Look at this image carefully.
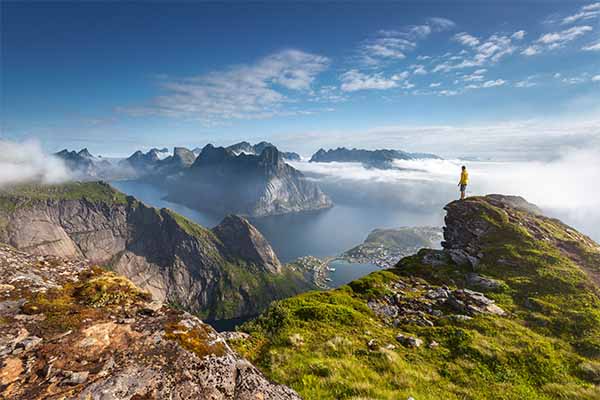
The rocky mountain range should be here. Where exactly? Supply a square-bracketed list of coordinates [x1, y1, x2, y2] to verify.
[0, 182, 314, 320]
[227, 141, 301, 161]
[310, 147, 441, 169]
[0, 243, 301, 399]
[233, 195, 600, 399]
[54, 148, 120, 180]
[165, 144, 332, 217]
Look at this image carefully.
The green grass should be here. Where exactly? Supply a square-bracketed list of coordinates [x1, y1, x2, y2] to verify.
[0, 181, 128, 209]
[235, 196, 600, 400]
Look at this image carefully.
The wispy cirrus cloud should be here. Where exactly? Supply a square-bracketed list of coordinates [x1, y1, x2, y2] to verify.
[433, 31, 523, 72]
[561, 2, 600, 25]
[522, 25, 593, 55]
[453, 32, 480, 47]
[339, 69, 414, 92]
[356, 17, 455, 67]
[118, 49, 329, 123]
[582, 38, 600, 51]
[466, 79, 507, 89]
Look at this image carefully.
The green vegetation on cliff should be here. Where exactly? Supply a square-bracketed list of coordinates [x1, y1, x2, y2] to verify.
[234, 196, 600, 400]
[0, 181, 128, 206]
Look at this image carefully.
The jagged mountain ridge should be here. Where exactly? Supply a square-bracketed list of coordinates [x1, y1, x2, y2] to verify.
[0, 182, 314, 320]
[0, 243, 301, 399]
[310, 147, 441, 169]
[233, 195, 600, 399]
[165, 144, 332, 217]
[227, 141, 301, 161]
[54, 148, 116, 180]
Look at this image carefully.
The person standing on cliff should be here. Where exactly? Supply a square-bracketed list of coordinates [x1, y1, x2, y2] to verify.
[458, 165, 468, 200]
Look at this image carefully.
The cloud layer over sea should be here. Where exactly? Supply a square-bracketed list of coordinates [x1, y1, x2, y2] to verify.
[291, 146, 600, 241]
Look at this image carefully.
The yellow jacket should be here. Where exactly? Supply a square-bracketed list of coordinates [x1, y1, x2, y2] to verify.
[459, 170, 469, 185]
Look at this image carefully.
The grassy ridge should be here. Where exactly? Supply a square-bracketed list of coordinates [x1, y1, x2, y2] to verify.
[0, 181, 128, 208]
[234, 197, 600, 399]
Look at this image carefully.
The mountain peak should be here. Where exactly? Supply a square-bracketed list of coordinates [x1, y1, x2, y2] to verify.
[77, 148, 93, 158]
[213, 214, 282, 273]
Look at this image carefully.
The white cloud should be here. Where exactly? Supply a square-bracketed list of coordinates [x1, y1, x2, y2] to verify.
[562, 2, 600, 25]
[411, 64, 428, 75]
[511, 30, 527, 40]
[118, 49, 329, 123]
[427, 17, 456, 31]
[523, 25, 593, 56]
[357, 18, 455, 66]
[391, 71, 410, 81]
[515, 76, 537, 88]
[429, 82, 442, 88]
[340, 70, 398, 92]
[463, 69, 486, 82]
[0, 140, 71, 187]
[582, 39, 600, 51]
[482, 79, 506, 88]
[558, 73, 595, 85]
[465, 79, 506, 90]
[593, 75, 600, 82]
[521, 46, 541, 56]
[434, 33, 517, 72]
[438, 89, 460, 96]
[453, 32, 480, 47]
[538, 25, 593, 45]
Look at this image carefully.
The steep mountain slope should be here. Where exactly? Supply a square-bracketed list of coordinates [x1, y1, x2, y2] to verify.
[166, 144, 332, 217]
[0, 243, 300, 399]
[310, 147, 441, 169]
[233, 195, 600, 399]
[0, 182, 314, 320]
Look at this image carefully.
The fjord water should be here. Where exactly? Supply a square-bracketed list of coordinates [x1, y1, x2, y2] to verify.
[110, 180, 443, 266]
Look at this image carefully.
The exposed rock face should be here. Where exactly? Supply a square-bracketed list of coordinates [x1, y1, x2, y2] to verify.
[366, 277, 505, 328]
[213, 215, 282, 274]
[166, 144, 332, 217]
[309, 147, 441, 169]
[0, 243, 301, 399]
[0, 182, 313, 320]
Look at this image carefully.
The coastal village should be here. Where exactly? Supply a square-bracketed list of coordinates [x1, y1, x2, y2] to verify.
[290, 227, 443, 288]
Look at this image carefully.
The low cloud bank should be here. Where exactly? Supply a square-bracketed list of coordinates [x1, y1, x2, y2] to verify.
[291, 146, 600, 241]
[0, 140, 71, 187]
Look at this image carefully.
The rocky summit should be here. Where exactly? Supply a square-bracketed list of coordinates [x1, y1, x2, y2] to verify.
[165, 144, 332, 217]
[232, 195, 600, 399]
[0, 182, 314, 320]
[0, 243, 300, 399]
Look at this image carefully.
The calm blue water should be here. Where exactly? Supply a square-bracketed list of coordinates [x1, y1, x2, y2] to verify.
[110, 180, 441, 263]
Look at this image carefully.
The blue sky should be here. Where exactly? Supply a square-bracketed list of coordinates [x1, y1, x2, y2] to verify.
[1, 1, 599, 158]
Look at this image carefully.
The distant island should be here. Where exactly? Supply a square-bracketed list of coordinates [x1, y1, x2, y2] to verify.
[310, 147, 441, 169]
